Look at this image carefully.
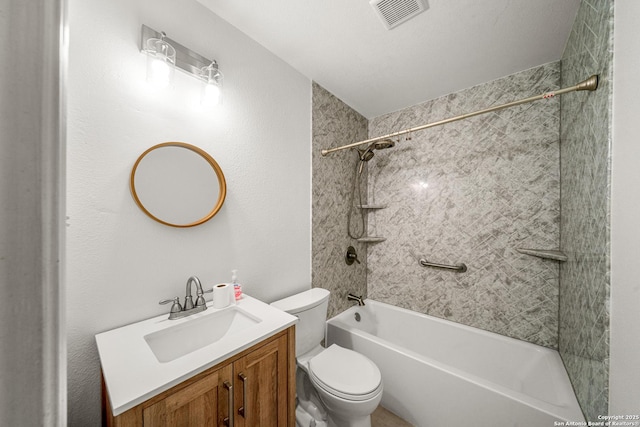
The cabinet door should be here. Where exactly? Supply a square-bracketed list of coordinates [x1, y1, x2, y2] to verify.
[233, 335, 289, 427]
[143, 364, 233, 426]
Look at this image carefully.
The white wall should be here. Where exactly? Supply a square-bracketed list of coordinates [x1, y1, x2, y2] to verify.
[610, 0, 640, 415]
[67, 0, 311, 424]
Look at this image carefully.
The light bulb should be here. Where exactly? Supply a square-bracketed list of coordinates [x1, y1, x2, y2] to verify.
[148, 57, 172, 88]
[200, 62, 223, 108]
[202, 83, 221, 108]
[144, 34, 175, 89]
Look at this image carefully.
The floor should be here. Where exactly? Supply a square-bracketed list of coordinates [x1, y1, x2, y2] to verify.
[371, 406, 414, 427]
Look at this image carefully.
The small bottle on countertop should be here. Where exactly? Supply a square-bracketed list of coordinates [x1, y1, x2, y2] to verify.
[232, 269, 242, 301]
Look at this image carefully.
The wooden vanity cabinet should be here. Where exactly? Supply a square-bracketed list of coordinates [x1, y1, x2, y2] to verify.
[143, 364, 232, 426]
[102, 327, 295, 427]
[232, 331, 288, 427]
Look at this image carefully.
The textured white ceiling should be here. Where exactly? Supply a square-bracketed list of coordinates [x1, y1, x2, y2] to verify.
[197, 0, 581, 118]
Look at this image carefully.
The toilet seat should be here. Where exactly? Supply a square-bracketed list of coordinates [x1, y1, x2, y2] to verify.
[308, 344, 382, 401]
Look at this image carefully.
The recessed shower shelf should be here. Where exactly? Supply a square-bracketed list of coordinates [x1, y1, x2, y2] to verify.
[357, 204, 388, 210]
[354, 204, 387, 243]
[516, 248, 568, 262]
[357, 237, 387, 243]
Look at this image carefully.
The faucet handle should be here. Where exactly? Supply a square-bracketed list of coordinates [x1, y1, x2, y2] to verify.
[159, 297, 183, 313]
[196, 287, 213, 307]
[346, 246, 361, 265]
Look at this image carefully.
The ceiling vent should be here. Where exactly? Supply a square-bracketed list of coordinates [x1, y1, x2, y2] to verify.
[370, 0, 428, 30]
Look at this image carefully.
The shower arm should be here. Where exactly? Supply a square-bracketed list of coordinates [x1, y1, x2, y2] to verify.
[320, 75, 599, 157]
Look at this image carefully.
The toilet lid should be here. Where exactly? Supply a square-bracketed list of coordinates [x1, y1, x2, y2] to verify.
[308, 344, 381, 398]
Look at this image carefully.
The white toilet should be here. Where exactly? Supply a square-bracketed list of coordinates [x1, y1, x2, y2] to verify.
[271, 288, 383, 427]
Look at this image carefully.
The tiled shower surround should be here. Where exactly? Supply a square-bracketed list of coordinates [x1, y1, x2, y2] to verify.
[559, 0, 613, 420]
[367, 63, 562, 348]
[311, 3, 613, 418]
[312, 83, 368, 318]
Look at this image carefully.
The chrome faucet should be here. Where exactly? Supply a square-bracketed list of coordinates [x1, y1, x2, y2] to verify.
[347, 293, 365, 306]
[160, 275, 212, 320]
[184, 276, 206, 310]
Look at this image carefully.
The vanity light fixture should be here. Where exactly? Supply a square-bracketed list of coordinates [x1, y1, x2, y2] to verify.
[143, 31, 176, 88]
[201, 61, 223, 107]
[141, 25, 223, 105]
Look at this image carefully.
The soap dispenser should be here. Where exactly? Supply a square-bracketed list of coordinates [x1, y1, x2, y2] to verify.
[231, 269, 242, 301]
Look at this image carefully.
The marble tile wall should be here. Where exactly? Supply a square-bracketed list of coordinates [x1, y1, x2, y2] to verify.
[311, 4, 614, 417]
[559, 0, 613, 420]
[312, 83, 369, 318]
[367, 63, 562, 348]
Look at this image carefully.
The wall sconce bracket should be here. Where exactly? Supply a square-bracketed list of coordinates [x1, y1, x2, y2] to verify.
[140, 24, 214, 81]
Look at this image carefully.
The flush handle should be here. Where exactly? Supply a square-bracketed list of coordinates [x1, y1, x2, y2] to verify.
[238, 372, 248, 418]
[223, 380, 233, 426]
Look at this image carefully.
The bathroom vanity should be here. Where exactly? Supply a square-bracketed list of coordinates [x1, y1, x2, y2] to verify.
[97, 295, 297, 426]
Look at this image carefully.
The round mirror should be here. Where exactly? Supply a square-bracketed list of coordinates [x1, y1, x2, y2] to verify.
[130, 142, 226, 227]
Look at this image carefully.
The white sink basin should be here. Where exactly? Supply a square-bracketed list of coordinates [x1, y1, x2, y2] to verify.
[96, 295, 297, 416]
[144, 306, 261, 363]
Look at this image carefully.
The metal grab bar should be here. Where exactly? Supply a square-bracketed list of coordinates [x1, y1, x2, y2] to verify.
[419, 258, 467, 273]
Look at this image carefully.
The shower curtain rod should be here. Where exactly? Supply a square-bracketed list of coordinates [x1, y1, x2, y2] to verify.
[320, 75, 599, 157]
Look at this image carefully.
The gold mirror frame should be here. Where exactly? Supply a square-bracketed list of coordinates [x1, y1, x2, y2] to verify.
[130, 142, 227, 228]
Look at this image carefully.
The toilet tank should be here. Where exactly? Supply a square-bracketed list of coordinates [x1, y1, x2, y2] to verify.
[270, 288, 330, 356]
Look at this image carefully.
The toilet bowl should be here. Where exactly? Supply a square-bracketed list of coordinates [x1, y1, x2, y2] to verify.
[303, 344, 383, 427]
[271, 288, 383, 427]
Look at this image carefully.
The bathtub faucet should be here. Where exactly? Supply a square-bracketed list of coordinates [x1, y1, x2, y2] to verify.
[347, 293, 365, 306]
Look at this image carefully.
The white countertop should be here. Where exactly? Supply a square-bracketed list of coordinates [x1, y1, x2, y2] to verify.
[96, 295, 297, 416]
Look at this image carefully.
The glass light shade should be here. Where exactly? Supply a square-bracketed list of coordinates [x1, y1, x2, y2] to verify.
[201, 63, 223, 107]
[144, 37, 176, 88]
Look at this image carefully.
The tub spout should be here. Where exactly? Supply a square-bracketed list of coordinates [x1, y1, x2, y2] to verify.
[347, 293, 365, 306]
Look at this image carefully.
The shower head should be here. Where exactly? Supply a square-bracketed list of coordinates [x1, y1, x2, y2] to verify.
[358, 139, 395, 162]
[357, 147, 374, 175]
[373, 139, 396, 150]
[358, 147, 375, 162]
[356, 145, 374, 175]
[356, 139, 396, 174]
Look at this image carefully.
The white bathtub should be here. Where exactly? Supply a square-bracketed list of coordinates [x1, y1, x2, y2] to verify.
[326, 299, 584, 426]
